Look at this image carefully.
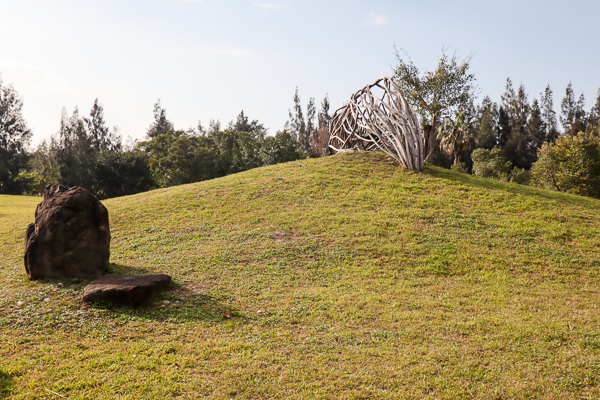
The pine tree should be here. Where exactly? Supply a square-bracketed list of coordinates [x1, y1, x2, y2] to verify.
[0, 76, 32, 193]
[540, 85, 558, 142]
[84, 98, 108, 150]
[513, 84, 530, 135]
[84, 98, 121, 151]
[560, 82, 576, 134]
[589, 89, 600, 132]
[501, 79, 529, 135]
[496, 107, 511, 148]
[287, 88, 307, 149]
[207, 119, 221, 136]
[561, 83, 588, 136]
[501, 79, 531, 169]
[288, 88, 304, 141]
[317, 94, 331, 130]
[311, 94, 332, 157]
[229, 110, 264, 135]
[55, 107, 96, 189]
[525, 98, 545, 164]
[475, 96, 498, 149]
[304, 97, 316, 154]
[147, 99, 174, 138]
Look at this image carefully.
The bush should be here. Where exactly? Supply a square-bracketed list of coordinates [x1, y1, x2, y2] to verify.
[138, 130, 219, 188]
[450, 163, 469, 174]
[471, 147, 511, 181]
[14, 172, 48, 196]
[509, 167, 531, 185]
[531, 131, 600, 198]
[260, 130, 304, 166]
[93, 150, 156, 199]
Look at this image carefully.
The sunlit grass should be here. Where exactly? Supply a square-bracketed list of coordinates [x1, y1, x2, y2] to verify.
[1, 152, 599, 399]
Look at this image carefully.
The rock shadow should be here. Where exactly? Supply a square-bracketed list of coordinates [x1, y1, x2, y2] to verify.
[85, 264, 238, 324]
[104, 263, 153, 276]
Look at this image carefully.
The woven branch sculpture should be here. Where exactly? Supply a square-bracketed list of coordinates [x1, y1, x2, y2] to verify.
[328, 76, 424, 170]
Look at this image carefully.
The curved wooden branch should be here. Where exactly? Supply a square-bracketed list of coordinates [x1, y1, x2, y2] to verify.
[328, 77, 424, 170]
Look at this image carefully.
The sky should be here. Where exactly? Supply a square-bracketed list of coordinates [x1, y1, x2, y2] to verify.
[1, 0, 599, 145]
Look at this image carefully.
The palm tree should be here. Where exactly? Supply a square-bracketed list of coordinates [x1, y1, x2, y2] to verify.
[437, 110, 475, 165]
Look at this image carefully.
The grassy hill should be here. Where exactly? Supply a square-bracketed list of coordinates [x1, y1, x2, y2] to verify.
[1, 151, 600, 399]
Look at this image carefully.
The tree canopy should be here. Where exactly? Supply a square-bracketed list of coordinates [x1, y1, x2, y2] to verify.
[393, 48, 476, 162]
[0, 76, 32, 193]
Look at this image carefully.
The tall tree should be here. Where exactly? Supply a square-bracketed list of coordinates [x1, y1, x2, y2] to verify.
[146, 99, 174, 138]
[540, 85, 558, 142]
[561, 83, 588, 136]
[305, 97, 316, 154]
[288, 88, 304, 142]
[207, 119, 221, 136]
[525, 98, 545, 164]
[392, 48, 476, 163]
[84, 98, 121, 151]
[501, 79, 532, 169]
[55, 107, 96, 189]
[0, 76, 32, 193]
[317, 94, 331, 130]
[502, 80, 529, 136]
[496, 107, 511, 148]
[287, 88, 315, 154]
[228, 110, 265, 135]
[312, 94, 332, 157]
[475, 96, 498, 149]
[588, 88, 600, 133]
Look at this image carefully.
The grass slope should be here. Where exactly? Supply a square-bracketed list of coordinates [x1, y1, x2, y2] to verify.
[1, 152, 600, 399]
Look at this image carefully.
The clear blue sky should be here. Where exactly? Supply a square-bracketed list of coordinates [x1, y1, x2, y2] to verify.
[1, 0, 599, 144]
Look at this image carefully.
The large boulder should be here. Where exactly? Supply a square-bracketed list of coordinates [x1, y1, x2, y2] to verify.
[24, 184, 111, 280]
[82, 274, 172, 306]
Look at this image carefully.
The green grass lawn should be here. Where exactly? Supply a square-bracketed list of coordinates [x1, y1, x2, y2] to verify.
[1, 151, 600, 399]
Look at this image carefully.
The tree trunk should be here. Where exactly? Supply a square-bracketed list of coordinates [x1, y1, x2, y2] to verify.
[423, 117, 437, 163]
[454, 151, 461, 165]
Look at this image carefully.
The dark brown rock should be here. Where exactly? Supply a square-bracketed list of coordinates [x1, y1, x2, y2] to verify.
[82, 274, 172, 306]
[24, 184, 111, 280]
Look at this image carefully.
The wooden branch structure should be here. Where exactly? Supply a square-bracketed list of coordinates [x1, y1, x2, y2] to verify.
[328, 76, 424, 170]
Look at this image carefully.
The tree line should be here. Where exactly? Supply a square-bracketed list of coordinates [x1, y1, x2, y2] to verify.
[0, 75, 331, 198]
[393, 49, 600, 198]
[2, 53, 600, 200]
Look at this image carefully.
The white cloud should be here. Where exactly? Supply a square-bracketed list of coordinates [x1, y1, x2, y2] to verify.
[253, 2, 283, 10]
[216, 46, 253, 58]
[363, 13, 388, 27]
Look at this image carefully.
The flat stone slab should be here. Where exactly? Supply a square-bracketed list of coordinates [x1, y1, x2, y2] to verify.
[82, 274, 172, 306]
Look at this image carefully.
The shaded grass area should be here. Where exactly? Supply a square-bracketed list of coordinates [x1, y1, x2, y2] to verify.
[1, 152, 600, 399]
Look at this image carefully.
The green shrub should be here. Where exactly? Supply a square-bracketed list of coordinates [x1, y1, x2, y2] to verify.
[450, 162, 469, 174]
[471, 147, 512, 181]
[531, 131, 600, 198]
[509, 167, 531, 185]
